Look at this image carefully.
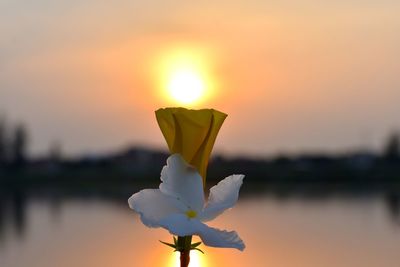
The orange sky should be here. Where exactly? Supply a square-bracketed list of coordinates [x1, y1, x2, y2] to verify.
[0, 0, 399, 157]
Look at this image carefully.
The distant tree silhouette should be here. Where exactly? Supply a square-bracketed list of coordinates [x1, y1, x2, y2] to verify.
[383, 132, 400, 161]
[11, 124, 29, 167]
[0, 115, 7, 165]
[49, 141, 62, 162]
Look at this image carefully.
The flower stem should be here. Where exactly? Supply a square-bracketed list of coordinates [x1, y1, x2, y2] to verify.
[177, 235, 192, 267]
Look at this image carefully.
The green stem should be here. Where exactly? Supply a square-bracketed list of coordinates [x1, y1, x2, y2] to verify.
[177, 235, 192, 267]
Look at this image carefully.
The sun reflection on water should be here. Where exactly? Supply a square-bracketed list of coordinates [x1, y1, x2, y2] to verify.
[170, 250, 206, 267]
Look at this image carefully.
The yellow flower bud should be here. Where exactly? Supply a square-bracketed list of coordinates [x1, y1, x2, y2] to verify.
[155, 107, 227, 184]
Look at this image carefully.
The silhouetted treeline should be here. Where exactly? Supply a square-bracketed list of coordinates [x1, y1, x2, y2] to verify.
[0, 118, 400, 188]
[1, 147, 400, 187]
[0, 115, 29, 169]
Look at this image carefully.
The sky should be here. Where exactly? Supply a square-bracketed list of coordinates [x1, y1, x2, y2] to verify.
[1, 0, 400, 157]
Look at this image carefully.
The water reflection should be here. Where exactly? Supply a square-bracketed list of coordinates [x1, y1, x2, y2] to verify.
[11, 189, 27, 238]
[385, 192, 400, 225]
[0, 186, 400, 267]
[0, 197, 5, 241]
[0, 189, 29, 240]
[170, 251, 205, 267]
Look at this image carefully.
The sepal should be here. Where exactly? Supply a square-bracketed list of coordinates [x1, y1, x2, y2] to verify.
[160, 236, 204, 254]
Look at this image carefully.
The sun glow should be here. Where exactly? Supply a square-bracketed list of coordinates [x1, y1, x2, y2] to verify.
[154, 45, 215, 107]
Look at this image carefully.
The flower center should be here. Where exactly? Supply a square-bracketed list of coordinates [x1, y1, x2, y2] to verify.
[185, 210, 197, 219]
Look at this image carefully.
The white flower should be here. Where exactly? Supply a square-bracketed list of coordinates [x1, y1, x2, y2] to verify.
[128, 154, 245, 251]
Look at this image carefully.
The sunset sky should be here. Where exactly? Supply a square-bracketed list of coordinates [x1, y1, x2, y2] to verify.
[1, 0, 399, 157]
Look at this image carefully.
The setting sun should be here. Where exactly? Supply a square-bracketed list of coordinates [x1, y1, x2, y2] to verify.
[167, 68, 205, 105]
[153, 44, 216, 107]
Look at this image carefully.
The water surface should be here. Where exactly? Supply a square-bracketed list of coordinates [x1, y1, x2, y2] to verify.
[0, 193, 399, 267]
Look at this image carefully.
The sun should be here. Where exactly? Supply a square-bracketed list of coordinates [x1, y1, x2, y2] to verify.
[167, 68, 205, 105]
[154, 45, 214, 107]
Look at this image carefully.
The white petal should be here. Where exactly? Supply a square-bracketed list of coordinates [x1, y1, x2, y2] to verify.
[159, 213, 203, 236]
[159, 214, 245, 251]
[197, 224, 245, 251]
[199, 174, 244, 222]
[128, 189, 186, 228]
[159, 154, 205, 212]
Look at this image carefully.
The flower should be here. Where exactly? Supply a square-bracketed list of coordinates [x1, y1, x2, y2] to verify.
[155, 108, 227, 183]
[128, 154, 245, 251]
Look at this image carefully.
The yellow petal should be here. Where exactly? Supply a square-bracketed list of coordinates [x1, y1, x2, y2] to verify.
[155, 108, 227, 184]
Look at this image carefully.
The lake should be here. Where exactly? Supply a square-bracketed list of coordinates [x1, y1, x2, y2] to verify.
[0, 190, 399, 267]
